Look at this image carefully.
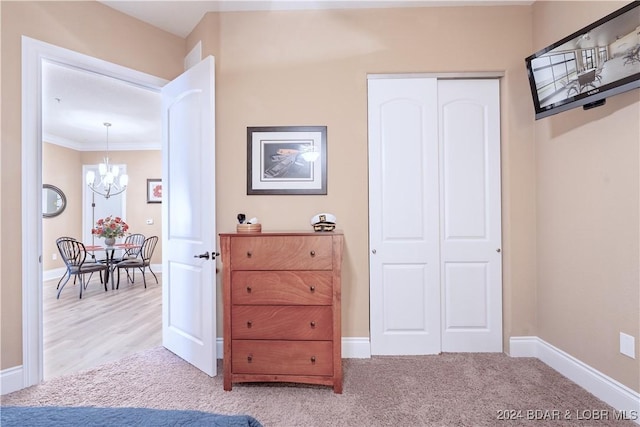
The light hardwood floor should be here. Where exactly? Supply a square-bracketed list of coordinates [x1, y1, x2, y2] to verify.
[43, 268, 162, 380]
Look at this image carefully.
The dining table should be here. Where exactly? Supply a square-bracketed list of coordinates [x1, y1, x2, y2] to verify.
[84, 243, 141, 290]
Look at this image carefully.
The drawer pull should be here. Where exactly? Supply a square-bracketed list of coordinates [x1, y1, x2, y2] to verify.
[310, 321, 316, 328]
[246, 251, 252, 258]
[246, 286, 252, 293]
[247, 320, 253, 328]
[309, 285, 316, 292]
[247, 354, 253, 363]
[310, 250, 316, 257]
[310, 356, 316, 364]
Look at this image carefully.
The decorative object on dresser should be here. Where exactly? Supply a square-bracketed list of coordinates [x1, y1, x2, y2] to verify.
[310, 212, 336, 232]
[219, 231, 344, 393]
[236, 213, 261, 233]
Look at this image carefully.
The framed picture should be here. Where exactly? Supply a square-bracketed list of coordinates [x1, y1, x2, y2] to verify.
[247, 126, 327, 195]
[146, 179, 162, 203]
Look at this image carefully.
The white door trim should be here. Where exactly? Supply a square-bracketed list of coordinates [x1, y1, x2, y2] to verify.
[368, 72, 505, 80]
[21, 36, 167, 389]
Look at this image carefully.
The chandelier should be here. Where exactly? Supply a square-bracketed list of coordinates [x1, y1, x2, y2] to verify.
[85, 122, 128, 199]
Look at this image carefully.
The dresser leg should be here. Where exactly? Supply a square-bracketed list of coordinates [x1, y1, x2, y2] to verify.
[223, 378, 232, 391]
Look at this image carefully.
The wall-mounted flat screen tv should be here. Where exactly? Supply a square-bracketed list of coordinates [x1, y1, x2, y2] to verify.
[526, 1, 640, 120]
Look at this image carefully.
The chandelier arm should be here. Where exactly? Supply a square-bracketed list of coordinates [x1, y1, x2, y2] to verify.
[87, 184, 112, 199]
[107, 186, 127, 198]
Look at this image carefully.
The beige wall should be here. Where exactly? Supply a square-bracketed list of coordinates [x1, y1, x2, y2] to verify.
[42, 143, 162, 271]
[2, 0, 637, 395]
[42, 143, 83, 270]
[532, 1, 640, 392]
[1, 1, 184, 370]
[187, 6, 537, 343]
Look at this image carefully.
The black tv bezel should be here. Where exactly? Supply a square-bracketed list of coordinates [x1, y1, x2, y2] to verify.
[525, 1, 640, 120]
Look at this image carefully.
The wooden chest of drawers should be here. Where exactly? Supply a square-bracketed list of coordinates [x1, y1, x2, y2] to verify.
[219, 231, 344, 393]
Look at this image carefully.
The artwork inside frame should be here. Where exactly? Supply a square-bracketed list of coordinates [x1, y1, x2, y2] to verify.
[247, 126, 327, 195]
[146, 179, 162, 203]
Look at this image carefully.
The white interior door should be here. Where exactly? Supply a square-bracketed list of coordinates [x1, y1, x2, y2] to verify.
[161, 56, 217, 376]
[368, 76, 502, 355]
[368, 78, 441, 355]
[438, 79, 502, 352]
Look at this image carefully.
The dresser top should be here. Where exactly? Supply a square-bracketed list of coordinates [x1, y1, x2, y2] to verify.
[219, 230, 343, 237]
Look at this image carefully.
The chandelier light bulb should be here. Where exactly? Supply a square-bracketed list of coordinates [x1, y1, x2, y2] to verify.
[86, 170, 96, 185]
[104, 172, 115, 185]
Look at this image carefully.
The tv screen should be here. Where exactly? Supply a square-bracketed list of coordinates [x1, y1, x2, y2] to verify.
[526, 1, 640, 120]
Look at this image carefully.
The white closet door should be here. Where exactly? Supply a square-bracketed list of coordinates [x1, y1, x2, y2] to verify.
[438, 79, 502, 352]
[368, 78, 441, 355]
[368, 77, 502, 355]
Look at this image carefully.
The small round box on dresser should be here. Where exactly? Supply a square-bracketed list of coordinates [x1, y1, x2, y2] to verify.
[236, 223, 262, 233]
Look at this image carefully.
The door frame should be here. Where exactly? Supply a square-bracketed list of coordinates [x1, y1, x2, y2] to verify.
[21, 36, 167, 388]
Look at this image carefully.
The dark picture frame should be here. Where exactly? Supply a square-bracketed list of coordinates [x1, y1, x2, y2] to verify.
[247, 126, 327, 195]
[146, 179, 162, 203]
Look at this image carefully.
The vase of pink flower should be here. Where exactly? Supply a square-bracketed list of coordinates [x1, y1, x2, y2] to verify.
[92, 215, 129, 246]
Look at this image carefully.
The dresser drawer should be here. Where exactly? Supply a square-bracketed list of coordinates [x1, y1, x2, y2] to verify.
[232, 306, 332, 340]
[232, 271, 332, 305]
[232, 340, 333, 376]
[230, 235, 332, 270]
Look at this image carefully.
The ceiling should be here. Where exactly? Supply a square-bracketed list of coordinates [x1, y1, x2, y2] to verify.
[43, 61, 162, 151]
[45, 1, 530, 151]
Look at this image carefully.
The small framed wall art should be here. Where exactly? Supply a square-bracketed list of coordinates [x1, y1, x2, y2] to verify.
[147, 179, 162, 203]
[247, 126, 327, 195]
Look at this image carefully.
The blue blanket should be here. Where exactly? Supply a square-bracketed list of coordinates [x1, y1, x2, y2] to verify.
[0, 406, 263, 427]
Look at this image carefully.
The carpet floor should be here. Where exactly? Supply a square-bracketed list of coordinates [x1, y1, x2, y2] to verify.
[1, 347, 636, 426]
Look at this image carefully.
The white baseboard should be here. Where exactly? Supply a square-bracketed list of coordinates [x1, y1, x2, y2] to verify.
[43, 267, 66, 282]
[215, 337, 372, 359]
[1, 365, 24, 395]
[510, 336, 640, 423]
[342, 337, 372, 358]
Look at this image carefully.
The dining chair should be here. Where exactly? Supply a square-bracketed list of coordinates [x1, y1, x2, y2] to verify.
[55, 236, 77, 290]
[102, 233, 145, 265]
[110, 233, 146, 283]
[55, 236, 105, 290]
[115, 235, 159, 289]
[122, 233, 146, 260]
[56, 238, 109, 299]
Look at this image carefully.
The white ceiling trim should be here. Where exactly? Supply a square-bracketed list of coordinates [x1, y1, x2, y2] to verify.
[44, 133, 161, 151]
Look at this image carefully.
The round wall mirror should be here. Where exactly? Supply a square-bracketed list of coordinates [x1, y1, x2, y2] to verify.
[43, 184, 67, 218]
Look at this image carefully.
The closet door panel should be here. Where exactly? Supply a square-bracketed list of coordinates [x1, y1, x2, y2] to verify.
[438, 79, 502, 353]
[368, 77, 441, 355]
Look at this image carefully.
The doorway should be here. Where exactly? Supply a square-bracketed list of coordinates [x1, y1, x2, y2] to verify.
[22, 36, 167, 386]
[368, 76, 503, 355]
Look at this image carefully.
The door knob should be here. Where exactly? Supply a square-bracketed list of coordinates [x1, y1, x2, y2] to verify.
[194, 251, 210, 260]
